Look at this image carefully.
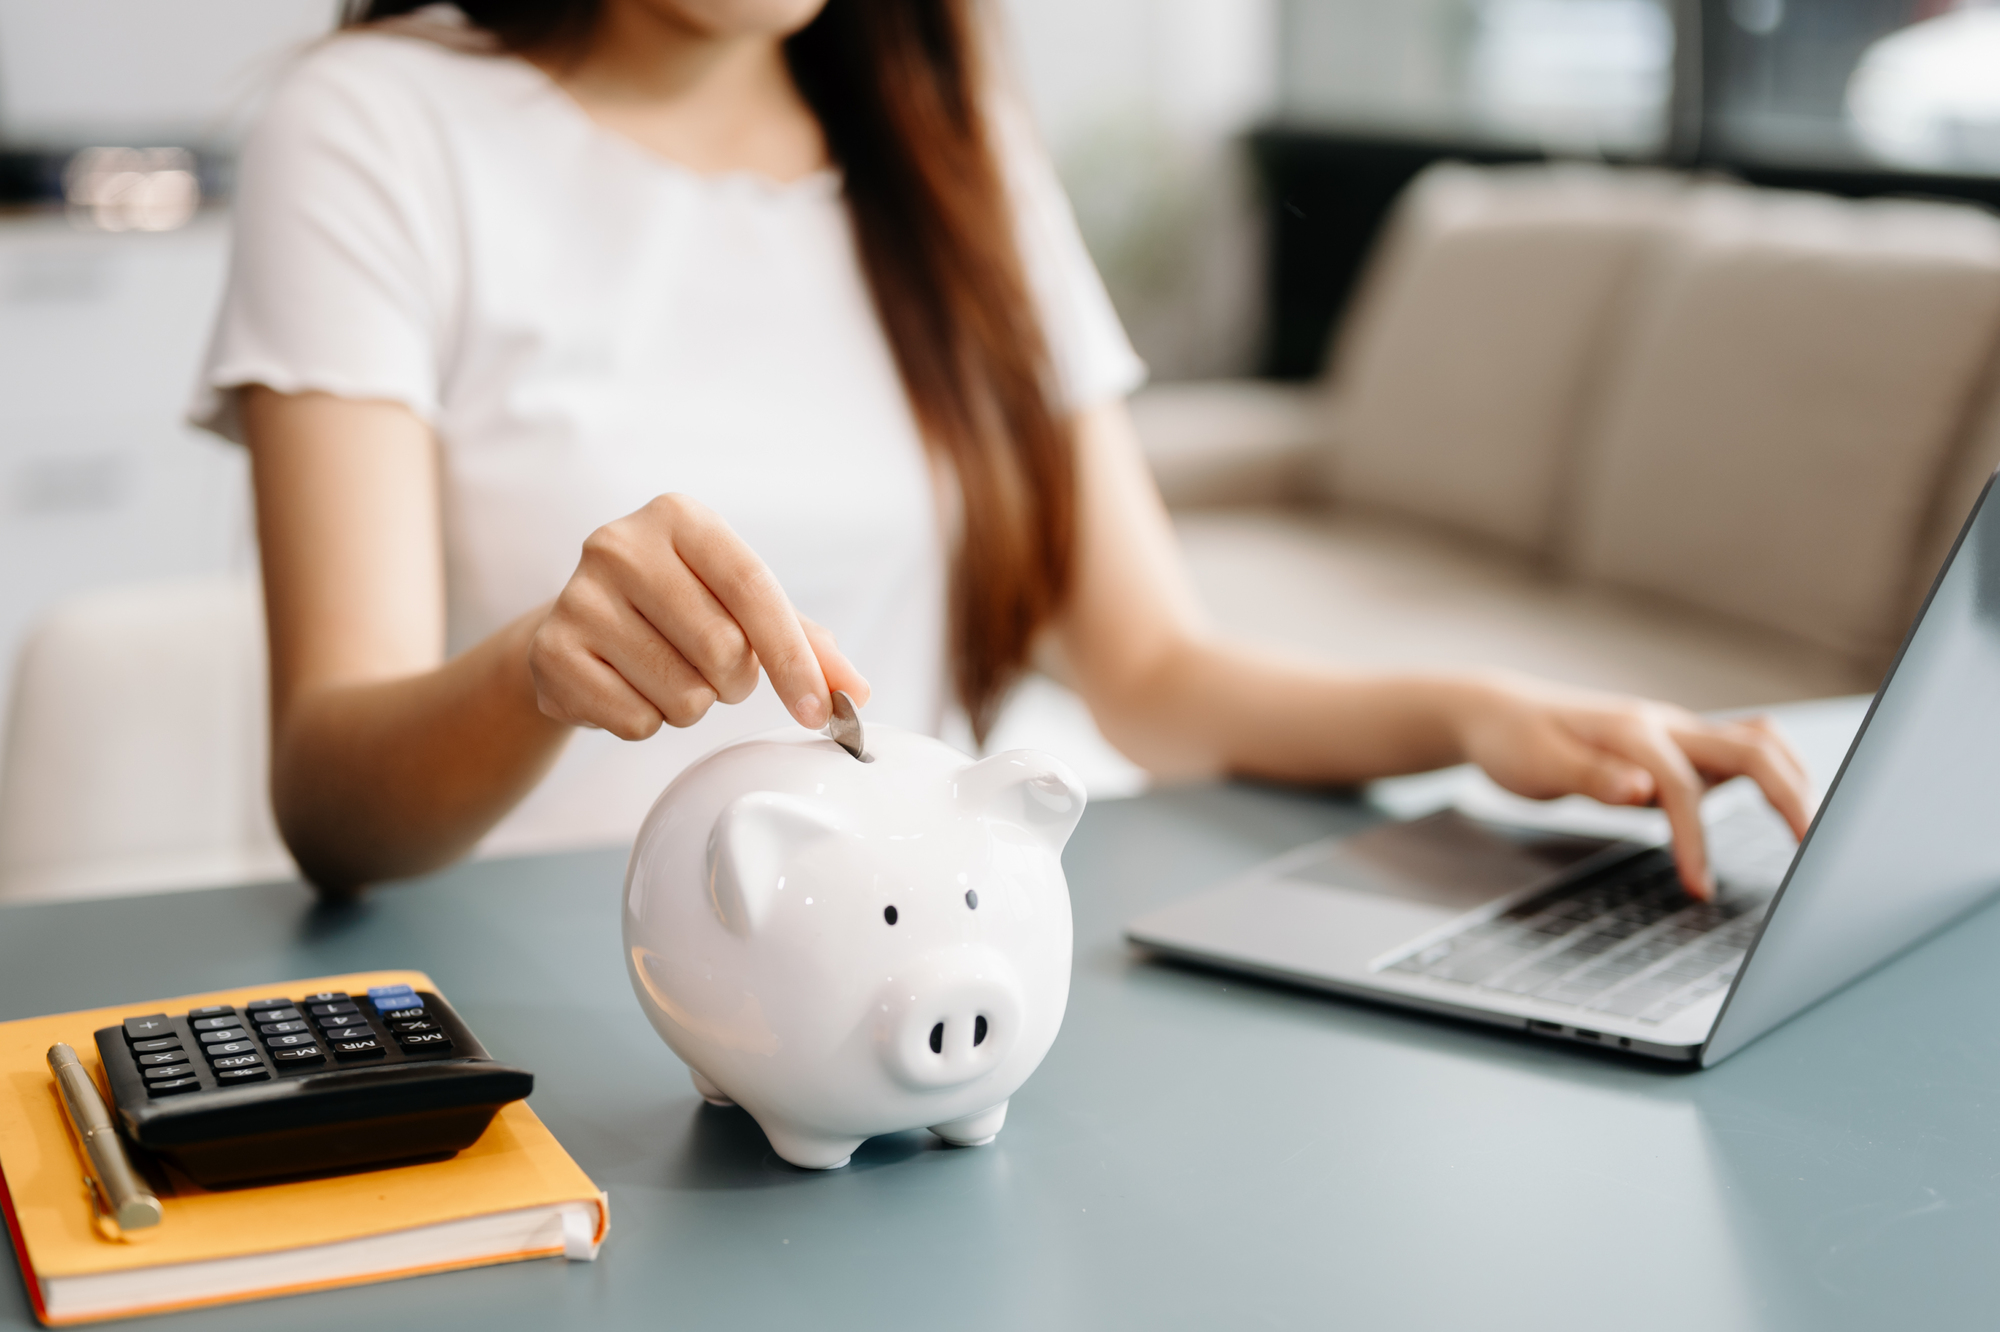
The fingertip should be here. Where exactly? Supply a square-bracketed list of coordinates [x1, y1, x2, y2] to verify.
[794, 693, 827, 727]
[1679, 862, 1716, 902]
[1598, 765, 1653, 806]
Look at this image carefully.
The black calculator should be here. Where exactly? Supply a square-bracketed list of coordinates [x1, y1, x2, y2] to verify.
[94, 984, 533, 1188]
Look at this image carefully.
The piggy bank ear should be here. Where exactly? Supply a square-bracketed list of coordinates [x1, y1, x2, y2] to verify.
[707, 792, 847, 936]
[953, 750, 1087, 851]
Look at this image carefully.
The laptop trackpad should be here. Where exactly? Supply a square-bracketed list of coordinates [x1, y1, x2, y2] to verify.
[1285, 809, 1623, 912]
[1127, 810, 1636, 981]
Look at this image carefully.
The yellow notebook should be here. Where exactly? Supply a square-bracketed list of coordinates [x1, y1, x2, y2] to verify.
[0, 971, 608, 1325]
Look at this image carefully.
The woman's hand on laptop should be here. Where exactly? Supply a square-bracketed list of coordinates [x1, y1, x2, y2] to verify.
[1450, 674, 1813, 901]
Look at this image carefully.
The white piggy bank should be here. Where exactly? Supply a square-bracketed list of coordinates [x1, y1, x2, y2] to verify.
[621, 722, 1083, 1170]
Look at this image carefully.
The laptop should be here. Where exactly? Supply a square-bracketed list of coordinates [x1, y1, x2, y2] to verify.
[1126, 473, 2000, 1066]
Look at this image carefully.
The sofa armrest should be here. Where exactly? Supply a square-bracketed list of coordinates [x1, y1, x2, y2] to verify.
[1127, 379, 1332, 509]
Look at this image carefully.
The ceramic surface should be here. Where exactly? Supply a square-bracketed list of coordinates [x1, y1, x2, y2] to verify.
[621, 724, 1082, 1169]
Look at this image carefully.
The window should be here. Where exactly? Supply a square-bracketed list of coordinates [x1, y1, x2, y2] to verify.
[1278, 0, 1675, 157]
[1278, 0, 2000, 179]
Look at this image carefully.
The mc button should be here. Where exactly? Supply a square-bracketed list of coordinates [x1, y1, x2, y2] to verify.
[397, 1030, 453, 1051]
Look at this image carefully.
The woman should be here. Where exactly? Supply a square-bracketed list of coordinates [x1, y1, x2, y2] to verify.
[197, 0, 1809, 898]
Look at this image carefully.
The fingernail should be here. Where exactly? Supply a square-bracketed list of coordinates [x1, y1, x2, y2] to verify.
[796, 695, 825, 726]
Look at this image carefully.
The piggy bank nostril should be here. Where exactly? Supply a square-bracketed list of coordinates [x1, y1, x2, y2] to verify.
[929, 1022, 943, 1055]
[974, 1015, 988, 1047]
[884, 905, 898, 926]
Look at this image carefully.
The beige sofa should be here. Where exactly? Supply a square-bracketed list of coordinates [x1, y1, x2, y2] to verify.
[1137, 161, 2000, 711]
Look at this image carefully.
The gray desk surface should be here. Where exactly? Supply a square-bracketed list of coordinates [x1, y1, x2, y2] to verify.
[5, 698, 1998, 1331]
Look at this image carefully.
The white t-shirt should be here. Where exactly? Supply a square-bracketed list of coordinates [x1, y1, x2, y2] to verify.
[192, 13, 1144, 858]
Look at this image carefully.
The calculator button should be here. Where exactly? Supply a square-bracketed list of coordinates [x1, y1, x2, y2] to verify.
[210, 1053, 264, 1070]
[377, 1005, 425, 1022]
[192, 1015, 241, 1031]
[259, 1020, 309, 1035]
[309, 1002, 360, 1017]
[146, 1076, 201, 1096]
[330, 1036, 384, 1058]
[253, 1007, 302, 1023]
[122, 1015, 174, 1041]
[143, 1064, 195, 1080]
[272, 1046, 325, 1064]
[187, 1005, 235, 1020]
[131, 1037, 183, 1055]
[203, 1040, 255, 1058]
[389, 1018, 439, 1033]
[366, 984, 415, 999]
[137, 1050, 188, 1066]
[396, 1030, 453, 1051]
[303, 992, 349, 1004]
[264, 1032, 319, 1048]
[317, 1013, 371, 1030]
[215, 1067, 271, 1085]
[199, 1028, 249, 1044]
[245, 998, 293, 1012]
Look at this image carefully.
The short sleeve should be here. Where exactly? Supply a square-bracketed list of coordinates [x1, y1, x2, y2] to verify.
[989, 97, 1148, 413]
[190, 35, 458, 443]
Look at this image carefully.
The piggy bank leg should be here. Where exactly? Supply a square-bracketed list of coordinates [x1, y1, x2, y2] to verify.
[930, 1100, 1008, 1148]
[688, 1068, 735, 1108]
[759, 1120, 863, 1171]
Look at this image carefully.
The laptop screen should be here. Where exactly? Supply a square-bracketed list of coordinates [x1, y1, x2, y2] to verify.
[1705, 472, 2000, 1064]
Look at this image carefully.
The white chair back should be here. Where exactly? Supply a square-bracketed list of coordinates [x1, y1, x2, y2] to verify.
[0, 576, 294, 902]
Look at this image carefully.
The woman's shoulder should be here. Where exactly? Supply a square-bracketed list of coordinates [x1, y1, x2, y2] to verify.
[262, 9, 522, 139]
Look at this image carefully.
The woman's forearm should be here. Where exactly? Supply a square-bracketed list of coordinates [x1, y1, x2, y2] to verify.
[1083, 633, 1489, 786]
[271, 608, 571, 893]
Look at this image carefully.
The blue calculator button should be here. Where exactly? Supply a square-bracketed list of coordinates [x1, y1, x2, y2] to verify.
[366, 984, 415, 997]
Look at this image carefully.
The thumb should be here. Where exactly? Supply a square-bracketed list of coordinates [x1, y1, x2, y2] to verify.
[800, 618, 870, 709]
[1503, 731, 1655, 807]
[1573, 748, 1655, 807]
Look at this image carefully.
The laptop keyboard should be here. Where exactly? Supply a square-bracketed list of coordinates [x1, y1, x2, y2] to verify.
[1384, 858, 1767, 1024]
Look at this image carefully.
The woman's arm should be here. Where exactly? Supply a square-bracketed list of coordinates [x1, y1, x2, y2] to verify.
[246, 388, 569, 892]
[1054, 398, 1812, 900]
[244, 387, 865, 895]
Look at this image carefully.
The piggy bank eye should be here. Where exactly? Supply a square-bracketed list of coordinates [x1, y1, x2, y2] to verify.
[964, 889, 979, 910]
[883, 905, 898, 926]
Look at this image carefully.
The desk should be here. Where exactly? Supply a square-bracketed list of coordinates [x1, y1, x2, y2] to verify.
[5, 699, 1997, 1331]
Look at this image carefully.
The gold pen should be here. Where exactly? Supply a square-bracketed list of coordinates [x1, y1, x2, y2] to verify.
[46, 1043, 162, 1239]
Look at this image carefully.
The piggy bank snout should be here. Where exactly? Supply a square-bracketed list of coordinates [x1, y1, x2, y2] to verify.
[877, 952, 1024, 1092]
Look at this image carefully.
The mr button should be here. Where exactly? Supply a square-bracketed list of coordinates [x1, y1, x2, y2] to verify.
[329, 1033, 385, 1060]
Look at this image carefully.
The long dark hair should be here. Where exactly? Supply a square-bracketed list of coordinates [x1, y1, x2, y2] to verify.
[344, 0, 1075, 742]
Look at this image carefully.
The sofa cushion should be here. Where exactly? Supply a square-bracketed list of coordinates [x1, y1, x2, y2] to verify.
[1172, 507, 1872, 710]
[1568, 184, 2000, 666]
[1909, 367, 2000, 620]
[1326, 162, 1686, 553]
[1128, 379, 1329, 508]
